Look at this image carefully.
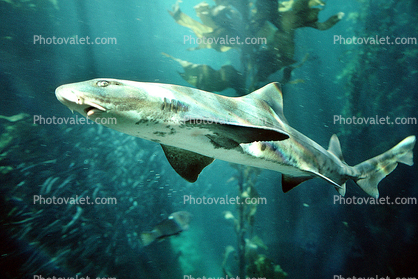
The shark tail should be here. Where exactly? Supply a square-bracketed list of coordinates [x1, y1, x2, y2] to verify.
[352, 135, 416, 198]
[282, 135, 415, 198]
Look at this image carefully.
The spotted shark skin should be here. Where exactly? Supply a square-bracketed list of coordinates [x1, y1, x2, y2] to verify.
[55, 79, 416, 198]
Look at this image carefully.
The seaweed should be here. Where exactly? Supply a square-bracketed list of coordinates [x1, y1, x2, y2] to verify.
[165, 0, 344, 277]
[222, 165, 287, 279]
[338, 0, 418, 151]
[166, 0, 344, 94]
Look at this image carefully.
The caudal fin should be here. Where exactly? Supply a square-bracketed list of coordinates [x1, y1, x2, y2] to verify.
[353, 136, 416, 198]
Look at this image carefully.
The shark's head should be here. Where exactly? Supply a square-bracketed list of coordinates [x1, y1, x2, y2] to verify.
[55, 78, 154, 123]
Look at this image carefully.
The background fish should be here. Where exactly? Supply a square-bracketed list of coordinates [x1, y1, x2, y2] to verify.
[141, 211, 192, 246]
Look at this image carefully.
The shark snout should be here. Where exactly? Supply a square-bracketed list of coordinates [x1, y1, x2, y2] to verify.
[55, 85, 107, 116]
[55, 85, 74, 104]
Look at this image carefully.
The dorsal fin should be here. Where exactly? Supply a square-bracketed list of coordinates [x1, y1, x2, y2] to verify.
[161, 144, 214, 182]
[327, 134, 345, 163]
[242, 82, 288, 124]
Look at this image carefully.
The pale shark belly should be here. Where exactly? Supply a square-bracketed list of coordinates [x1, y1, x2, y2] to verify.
[130, 122, 314, 178]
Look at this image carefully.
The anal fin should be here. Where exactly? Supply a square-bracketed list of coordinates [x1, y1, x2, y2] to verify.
[161, 144, 214, 182]
[282, 171, 346, 195]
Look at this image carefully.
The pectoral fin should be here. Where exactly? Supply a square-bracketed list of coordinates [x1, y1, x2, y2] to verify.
[161, 145, 214, 182]
[185, 120, 289, 149]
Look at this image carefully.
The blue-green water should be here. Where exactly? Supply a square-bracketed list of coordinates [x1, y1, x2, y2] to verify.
[1, 1, 417, 278]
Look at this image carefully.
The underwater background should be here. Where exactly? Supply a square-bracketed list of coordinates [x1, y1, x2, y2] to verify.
[0, 0, 417, 278]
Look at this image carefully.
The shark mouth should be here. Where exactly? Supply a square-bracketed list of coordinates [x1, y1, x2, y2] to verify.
[82, 101, 107, 116]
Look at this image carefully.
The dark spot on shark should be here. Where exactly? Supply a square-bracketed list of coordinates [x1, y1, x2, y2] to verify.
[179, 123, 192, 130]
[135, 119, 149, 125]
[161, 99, 167, 111]
[116, 103, 141, 111]
[154, 131, 166, 137]
[261, 143, 267, 151]
[171, 100, 178, 113]
[169, 128, 176, 135]
[206, 134, 240, 149]
[162, 98, 189, 113]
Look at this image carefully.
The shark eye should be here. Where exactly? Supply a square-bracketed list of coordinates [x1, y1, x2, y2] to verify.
[97, 80, 109, 87]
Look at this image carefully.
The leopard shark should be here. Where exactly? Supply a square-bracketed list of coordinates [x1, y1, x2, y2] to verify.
[55, 79, 415, 198]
